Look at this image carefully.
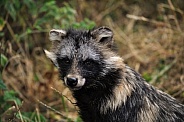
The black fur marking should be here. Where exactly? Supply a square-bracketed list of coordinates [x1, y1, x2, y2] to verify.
[73, 69, 122, 122]
[79, 58, 103, 82]
[57, 56, 72, 80]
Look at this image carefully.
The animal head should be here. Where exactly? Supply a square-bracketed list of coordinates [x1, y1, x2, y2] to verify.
[44, 27, 124, 90]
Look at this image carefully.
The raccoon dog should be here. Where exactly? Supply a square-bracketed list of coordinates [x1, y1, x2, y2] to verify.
[44, 27, 184, 122]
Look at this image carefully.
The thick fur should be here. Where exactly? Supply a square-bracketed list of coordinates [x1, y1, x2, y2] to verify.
[45, 27, 184, 122]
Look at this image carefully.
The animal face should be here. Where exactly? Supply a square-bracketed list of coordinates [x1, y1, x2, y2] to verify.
[45, 27, 184, 122]
[45, 27, 123, 90]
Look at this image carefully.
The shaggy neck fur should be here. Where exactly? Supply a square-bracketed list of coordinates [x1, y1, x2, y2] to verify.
[72, 65, 184, 122]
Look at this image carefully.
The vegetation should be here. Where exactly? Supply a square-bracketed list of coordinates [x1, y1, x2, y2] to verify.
[0, 0, 184, 121]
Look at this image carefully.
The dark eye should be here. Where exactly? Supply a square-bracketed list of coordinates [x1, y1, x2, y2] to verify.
[57, 57, 71, 65]
[63, 58, 70, 64]
[84, 60, 92, 66]
[83, 59, 98, 68]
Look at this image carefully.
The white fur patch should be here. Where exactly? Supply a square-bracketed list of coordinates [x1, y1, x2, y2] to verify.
[100, 80, 134, 114]
[102, 56, 125, 75]
[44, 49, 58, 67]
[49, 29, 66, 41]
[138, 97, 159, 122]
[65, 74, 86, 87]
[105, 56, 124, 68]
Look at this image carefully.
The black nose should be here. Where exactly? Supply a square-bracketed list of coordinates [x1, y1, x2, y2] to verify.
[66, 77, 78, 87]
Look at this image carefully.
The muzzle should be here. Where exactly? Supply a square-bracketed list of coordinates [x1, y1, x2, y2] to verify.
[64, 74, 85, 90]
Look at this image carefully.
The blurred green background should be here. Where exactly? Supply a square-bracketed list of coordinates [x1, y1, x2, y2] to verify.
[0, 0, 184, 121]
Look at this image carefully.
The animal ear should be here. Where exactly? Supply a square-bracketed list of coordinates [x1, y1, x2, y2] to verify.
[91, 26, 113, 46]
[49, 29, 66, 41]
[43, 49, 58, 67]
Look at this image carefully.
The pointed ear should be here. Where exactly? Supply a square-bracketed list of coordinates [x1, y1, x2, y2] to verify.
[91, 26, 113, 46]
[43, 49, 58, 67]
[49, 29, 66, 41]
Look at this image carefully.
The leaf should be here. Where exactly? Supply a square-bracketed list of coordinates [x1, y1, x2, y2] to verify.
[0, 17, 5, 31]
[39, 1, 56, 13]
[142, 72, 152, 82]
[0, 32, 4, 37]
[4, 90, 22, 105]
[26, 28, 32, 34]
[75, 116, 83, 122]
[33, 73, 39, 82]
[0, 79, 7, 90]
[0, 54, 8, 68]
[5, 3, 17, 21]
[23, 0, 37, 15]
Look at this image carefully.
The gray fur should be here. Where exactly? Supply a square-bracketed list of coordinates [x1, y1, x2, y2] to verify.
[45, 27, 184, 122]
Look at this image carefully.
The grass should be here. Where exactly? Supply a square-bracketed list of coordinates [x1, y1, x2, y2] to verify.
[1, 0, 184, 121]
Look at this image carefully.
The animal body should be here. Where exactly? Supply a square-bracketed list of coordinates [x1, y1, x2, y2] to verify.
[44, 26, 184, 122]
